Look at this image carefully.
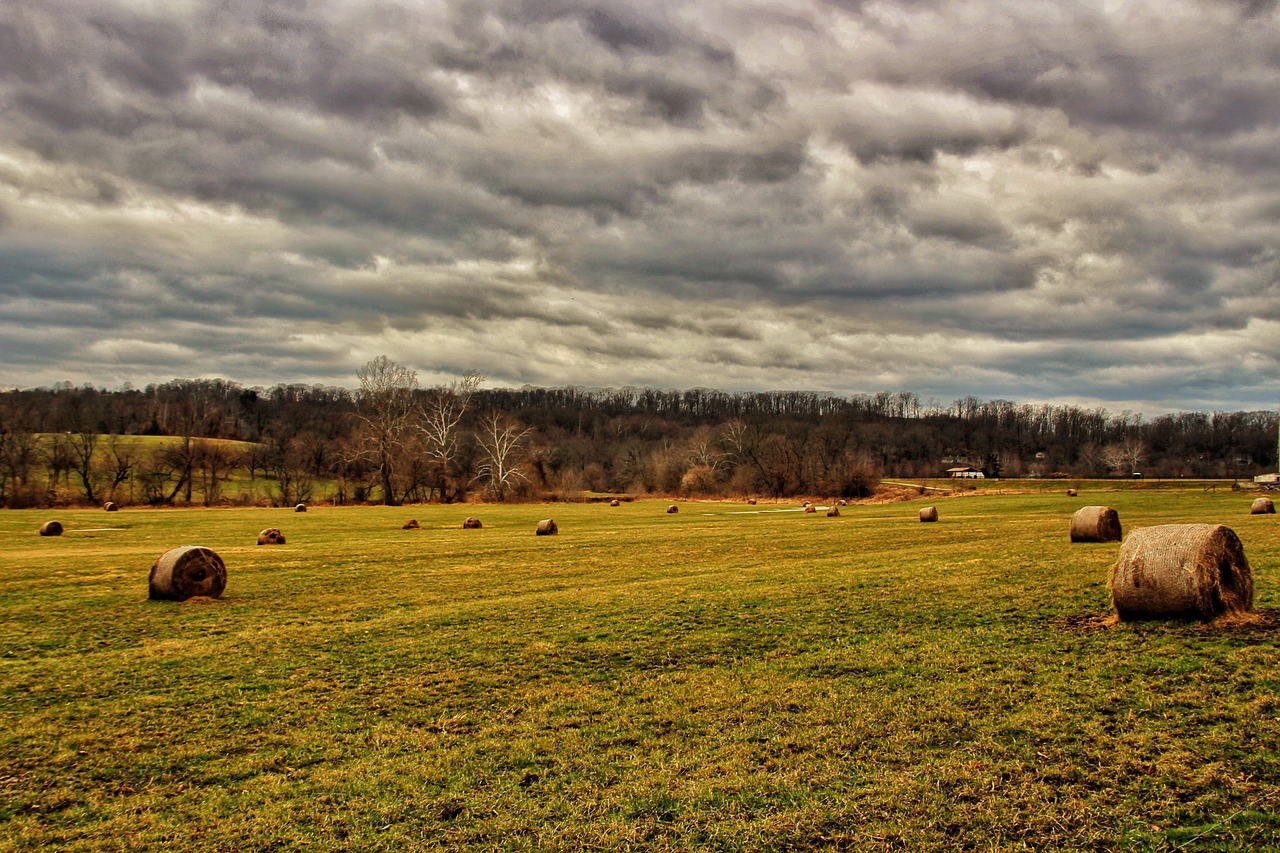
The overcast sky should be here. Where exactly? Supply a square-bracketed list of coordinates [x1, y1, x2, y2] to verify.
[2, 0, 1278, 413]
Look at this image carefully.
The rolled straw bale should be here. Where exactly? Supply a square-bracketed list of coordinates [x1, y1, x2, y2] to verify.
[747, 498, 757, 505]
[1070, 506, 1121, 542]
[610, 499, 620, 507]
[826, 506, 840, 517]
[837, 499, 847, 506]
[1110, 524, 1253, 621]
[536, 518, 558, 536]
[463, 517, 482, 529]
[1250, 497, 1275, 515]
[919, 506, 938, 523]
[295, 503, 307, 513]
[802, 501, 812, 508]
[402, 519, 420, 529]
[804, 505, 817, 513]
[257, 528, 286, 545]
[149, 546, 226, 601]
[104, 501, 118, 512]
[667, 505, 679, 514]
[39, 520, 63, 537]
[1066, 489, 1078, 497]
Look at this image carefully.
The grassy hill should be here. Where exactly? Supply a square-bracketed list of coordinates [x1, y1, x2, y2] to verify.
[1, 490, 1278, 850]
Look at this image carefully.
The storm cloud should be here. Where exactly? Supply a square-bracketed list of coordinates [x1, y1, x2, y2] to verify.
[1, 0, 1277, 412]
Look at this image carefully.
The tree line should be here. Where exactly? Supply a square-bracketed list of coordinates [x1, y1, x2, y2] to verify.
[0, 360, 1276, 508]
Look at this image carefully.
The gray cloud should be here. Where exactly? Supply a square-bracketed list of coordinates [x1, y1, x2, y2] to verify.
[0, 0, 1278, 412]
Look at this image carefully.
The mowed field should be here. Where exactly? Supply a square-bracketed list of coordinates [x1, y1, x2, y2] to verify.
[2, 490, 1278, 851]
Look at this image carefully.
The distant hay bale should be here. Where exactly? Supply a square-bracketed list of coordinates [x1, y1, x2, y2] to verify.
[837, 499, 847, 506]
[1250, 497, 1275, 515]
[463, 517, 482, 529]
[149, 546, 227, 602]
[804, 505, 817, 513]
[257, 527, 286, 545]
[536, 518, 558, 536]
[826, 506, 840, 517]
[919, 506, 938, 523]
[1110, 524, 1253, 621]
[803, 501, 812, 507]
[1066, 489, 1078, 497]
[610, 499, 620, 507]
[746, 498, 757, 505]
[295, 503, 307, 513]
[104, 501, 118, 512]
[1070, 506, 1121, 542]
[667, 504, 679, 514]
[402, 519, 420, 529]
[39, 520, 63, 537]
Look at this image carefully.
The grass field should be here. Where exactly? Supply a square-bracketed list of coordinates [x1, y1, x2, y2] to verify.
[2, 489, 1278, 851]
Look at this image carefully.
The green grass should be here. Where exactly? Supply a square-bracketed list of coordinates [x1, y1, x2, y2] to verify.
[2, 492, 1279, 851]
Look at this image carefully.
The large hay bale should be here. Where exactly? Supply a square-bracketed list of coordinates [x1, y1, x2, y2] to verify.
[402, 519, 420, 529]
[804, 505, 817, 513]
[919, 506, 938, 523]
[1070, 506, 1121, 542]
[610, 499, 620, 507]
[39, 520, 63, 537]
[1110, 524, 1253, 621]
[463, 517, 482, 529]
[1250, 497, 1275, 515]
[826, 506, 840, 517]
[295, 503, 307, 513]
[257, 528, 286, 545]
[667, 504, 679, 514]
[536, 518, 558, 536]
[149, 546, 227, 601]
[104, 501, 119, 512]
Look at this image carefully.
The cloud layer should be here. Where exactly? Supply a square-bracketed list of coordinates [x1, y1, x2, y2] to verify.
[2, 0, 1278, 412]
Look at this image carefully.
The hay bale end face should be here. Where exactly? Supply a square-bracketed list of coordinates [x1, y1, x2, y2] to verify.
[667, 504, 679, 514]
[257, 528, 286, 545]
[463, 517, 482, 529]
[536, 518, 558, 536]
[295, 503, 307, 513]
[1251, 497, 1275, 515]
[610, 499, 620, 507]
[1110, 524, 1253, 621]
[39, 520, 63, 537]
[1070, 506, 1122, 542]
[919, 506, 938, 523]
[402, 519, 420, 529]
[827, 506, 840, 517]
[104, 501, 118, 512]
[149, 546, 227, 601]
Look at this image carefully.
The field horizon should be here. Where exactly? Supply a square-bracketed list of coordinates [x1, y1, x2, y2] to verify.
[2, 490, 1278, 850]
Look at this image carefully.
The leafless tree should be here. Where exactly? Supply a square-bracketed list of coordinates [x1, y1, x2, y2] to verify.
[420, 371, 482, 500]
[475, 413, 531, 502]
[355, 355, 419, 506]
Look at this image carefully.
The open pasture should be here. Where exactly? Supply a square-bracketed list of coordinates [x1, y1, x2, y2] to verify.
[2, 490, 1279, 850]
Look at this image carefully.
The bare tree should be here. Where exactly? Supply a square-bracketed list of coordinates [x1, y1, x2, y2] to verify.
[474, 413, 531, 502]
[420, 371, 482, 500]
[355, 356, 419, 506]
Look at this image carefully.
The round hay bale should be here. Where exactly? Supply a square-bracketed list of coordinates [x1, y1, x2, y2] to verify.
[463, 517, 482, 529]
[802, 501, 812, 507]
[1110, 524, 1253, 621]
[1066, 489, 1078, 497]
[402, 519, 420, 529]
[295, 503, 307, 513]
[919, 506, 938, 523]
[610, 499, 620, 507]
[39, 520, 63, 537]
[747, 498, 757, 505]
[667, 504, 679, 514]
[257, 528, 286, 545]
[149, 546, 226, 601]
[804, 504, 817, 513]
[536, 518, 558, 536]
[104, 501, 118, 512]
[1250, 497, 1275, 515]
[1070, 506, 1121, 542]
[826, 506, 840, 517]
[837, 499, 847, 506]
